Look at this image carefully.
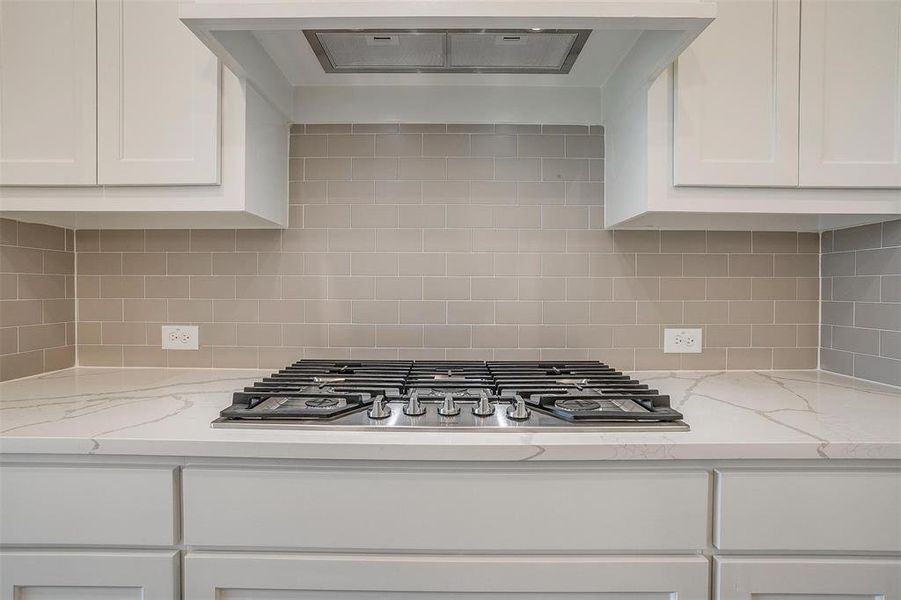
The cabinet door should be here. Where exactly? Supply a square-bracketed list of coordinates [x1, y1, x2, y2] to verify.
[97, 0, 219, 185]
[715, 557, 901, 600]
[186, 553, 709, 600]
[0, 550, 178, 600]
[799, 0, 901, 187]
[0, 0, 96, 185]
[673, 0, 800, 187]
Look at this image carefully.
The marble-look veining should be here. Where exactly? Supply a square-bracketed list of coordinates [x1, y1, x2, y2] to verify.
[0, 368, 899, 461]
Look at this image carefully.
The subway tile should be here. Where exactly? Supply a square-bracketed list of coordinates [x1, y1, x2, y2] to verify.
[398, 206, 445, 229]
[376, 181, 421, 204]
[471, 135, 516, 157]
[882, 219, 901, 247]
[855, 246, 901, 275]
[423, 277, 471, 300]
[541, 254, 588, 277]
[542, 159, 588, 181]
[832, 275, 881, 302]
[565, 325, 612, 349]
[471, 181, 516, 205]
[589, 301, 637, 325]
[495, 158, 541, 181]
[304, 253, 350, 275]
[614, 278, 659, 301]
[306, 205, 352, 228]
[729, 254, 773, 277]
[612, 325, 658, 348]
[473, 230, 517, 252]
[353, 124, 399, 133]
[447, 158, 493, 180]
[774, 254, 818, 277]
[328, 276, 375, 300]
[519, 278, 566, 301]
[282, 323, 329, 346]
[328, 181, 376, 204]
[328, 134, 374, 157]
[493, 206, 541, 229]
[832, 325, 879, 355]
[706, 324, 751, 348]
[289, 181, 328, 204]
[774, 300, 818, 324]
[375, 277, 422, 300]
[77, 299, 123, 322]
[519, 325, 566, 348]
[446, 205, 493, 228]
[447, 301, 494, 324]
[17, 222, 66, 251]
[494, 253, 541, 276]
[351, 253, 398, 275]
[729, 301, 774, 324]
[375, 134, 422, 157]
[328, 229, 376, 252]
[235, 276, 281, 300]
[821, 251, 855, 276]
[18, 323, 66, 351]
[376, 229, 423, 253]
[99, 276, 144, 299]
[726, 347, 772, 369]
[78, 253, 122, 275]
[422, 134, 469, 157]
[43, 299, 74, 324]
[855, 302, 901, 331]
[281, 230, 328, 252]
[329, 324, 376, 347]
[520, 231, 566, 253]
[190, 230, 235, 252]
[423, 325, 471, 347]
[707, 231, 751, 253]
[660, 278, 705, 300]
[821, 301, 854, 326]
[76, 346, 123, 368]
[0, 220, 17, 246]
[751, 324, 797, 347]
[881, 330, 901, 359]
[883, 275, 901, 302]
[683, 254, 728, 277]
[834, 222, 883, 251]
[613, 231, 660, 253]
[563, 182, 603, 205]
[517, 181, 565, 205]
[542, 125, 588, 134]
[566, 277, 612, 301]
[589, 254, 635, 277]
[18, 274, 66, 299]
[447, 253, 494, 276]
[99, 230, 144, 252]
[636, 254, 682, 276]
[751, 278, 797, 300]
[43, 250, 74, 275]
[752, 231, 797, 253]
[190, 276, 236, 299]
[684, 301, 728, 324]
[565, 135, 603, 158]
[289, 134, 327, 157]
[167, 253, 211, 276]
[123, 299, 167, 322]
[518, 135, 564, 157]
[496, 301, 542, 324]
[398, 253, 446, 276]
[377, 324, 423, 347]
[543, 301, 589, 324]
[167, 299, 213, 322]
[400, 158, 446, 181]
[352, 300, 399, 324]
[306, 158, 352, 180]
[472, 277, 518, 300]
[305, 300, 352, 323]
[853, 354, 901, 387]
[101, 322, 146, 345]
[400, 301, 446, 324]
[350, 159, 397, 181]
[542, 206, 589, 229]
[473, 325, 518, 348]
[636, 301, 682, 325]
[281, 276, 328, 299]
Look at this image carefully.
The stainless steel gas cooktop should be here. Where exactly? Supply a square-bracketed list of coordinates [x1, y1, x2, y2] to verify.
[213, 360, 688, 431]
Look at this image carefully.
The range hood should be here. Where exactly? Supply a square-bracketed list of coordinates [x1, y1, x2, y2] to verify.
[305, 29, 591, 74]
[179, 1, 715, 124]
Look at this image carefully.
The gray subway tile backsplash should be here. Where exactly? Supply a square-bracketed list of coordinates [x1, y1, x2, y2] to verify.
[820, 219, 901, 386]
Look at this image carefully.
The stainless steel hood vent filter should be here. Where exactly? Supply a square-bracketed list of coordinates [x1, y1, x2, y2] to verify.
[305, 29, 590, 74]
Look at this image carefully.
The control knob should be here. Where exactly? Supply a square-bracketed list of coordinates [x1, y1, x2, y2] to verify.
[367, 397, 391, 420]
[506, 396, 531, 421]
[438, 394, 461, 417]
[404, 392, 426, 416]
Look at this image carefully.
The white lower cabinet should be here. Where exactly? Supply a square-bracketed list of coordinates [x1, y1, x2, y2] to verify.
[0, 550, 179, 600]
[715, 557, 901, 600]
[185, 553, 710, 599]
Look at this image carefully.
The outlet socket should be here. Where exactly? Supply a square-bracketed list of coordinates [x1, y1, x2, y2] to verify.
[162, 325, 199, 350]
[664, 328, 702, 354]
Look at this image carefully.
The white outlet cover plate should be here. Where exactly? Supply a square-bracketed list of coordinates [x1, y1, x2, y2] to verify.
[664, 328, 702, 354]
[162, 325, 199, 350]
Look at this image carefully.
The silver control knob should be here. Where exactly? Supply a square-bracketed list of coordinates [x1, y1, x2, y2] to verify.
[404, 391, 426, 416]
[438, 394, 460, 417]
[506, 396, 531, 421]
[472, 392, 495, 417]
[368, 397, 391, 420]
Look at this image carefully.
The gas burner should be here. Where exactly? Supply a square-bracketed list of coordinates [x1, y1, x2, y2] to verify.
[556, 398, 601, 412]
[215, 360, 686, 430]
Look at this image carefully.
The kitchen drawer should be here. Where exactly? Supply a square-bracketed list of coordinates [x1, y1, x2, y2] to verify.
[186, 552, 709, 599]
[715, 557, 901, 600]
[715, 469, 901, 552]
[0, 464, 177, 546]
[183, 466, 709, 551]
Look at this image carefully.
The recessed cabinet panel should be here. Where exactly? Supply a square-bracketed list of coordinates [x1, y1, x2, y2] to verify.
[97, 0, 220, 185]
[0, 0, 96, 185]
[799, 0, 901, 187]
[186, 553, 710, 600]
[0, 550, 178, 600]
[715, 557, 901, 600]
[0, 465, 177, 546]
[184, 467, 709, 551]
[674, 0, 800, 186]
[715, 469, 901, 552]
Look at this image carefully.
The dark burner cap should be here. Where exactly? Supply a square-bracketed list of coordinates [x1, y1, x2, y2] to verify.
[556, 398, 601, 412]
[303, 397, 340, 408]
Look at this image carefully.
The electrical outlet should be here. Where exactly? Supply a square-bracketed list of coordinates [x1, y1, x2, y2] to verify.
[162, 325, 199, 350]
[664, 328, 702, 354]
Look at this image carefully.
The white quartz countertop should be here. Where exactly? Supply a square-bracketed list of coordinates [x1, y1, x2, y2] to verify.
[1, 367, 899, 461]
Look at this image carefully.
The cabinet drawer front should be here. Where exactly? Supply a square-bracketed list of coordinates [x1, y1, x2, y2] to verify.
[715, 557, 901, 600]
[0, 465, 177, 546]
[186, 553, 709, 599]
[0, 550, 179, 600]
[715, 469, 901, 551]
[184, 467, 708, 551]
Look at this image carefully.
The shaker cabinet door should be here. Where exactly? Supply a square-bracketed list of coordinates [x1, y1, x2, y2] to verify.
[96, 0, 220, 185]
[186, 553, 710, 600]
[0, 0, 97, 185]
[799, 0, 901, 187]
[673, 0, 800, 187]
[0, 550, 179, 600]
[715, 557, 901, 600]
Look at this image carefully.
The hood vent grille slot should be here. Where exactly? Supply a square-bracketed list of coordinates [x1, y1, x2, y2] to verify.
[305, 29, 590, 74]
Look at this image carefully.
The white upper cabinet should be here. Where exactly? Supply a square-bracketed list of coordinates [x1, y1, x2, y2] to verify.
[674, 0, 800, 187]
[0, 0, 96, 185]
[97, 0, 219, 185]
[799, 0, 901, 187]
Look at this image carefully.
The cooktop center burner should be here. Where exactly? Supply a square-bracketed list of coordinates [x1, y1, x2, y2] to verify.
[556, 398, 601, 411]
[214, 360, 687, 431]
